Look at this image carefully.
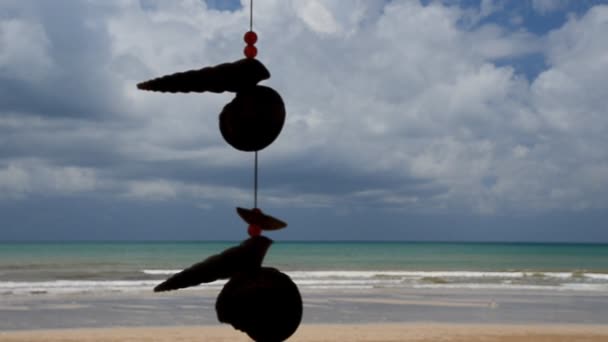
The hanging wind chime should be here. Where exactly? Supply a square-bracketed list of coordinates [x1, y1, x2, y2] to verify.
[136, 1, 302, 341]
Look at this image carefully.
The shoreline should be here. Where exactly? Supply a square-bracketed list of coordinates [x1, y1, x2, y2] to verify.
[2, 323, 608, 342]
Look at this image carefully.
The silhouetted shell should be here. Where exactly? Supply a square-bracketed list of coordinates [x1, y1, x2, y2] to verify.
[137, 58, 270, 93]
[219, 85, 286, 152]
[237, 207, 287, 231]
[153, 236, 272, 292]
[216, 267, 302, 342]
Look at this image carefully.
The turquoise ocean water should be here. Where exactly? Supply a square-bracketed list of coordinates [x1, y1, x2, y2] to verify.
[1, 241, 607, 296]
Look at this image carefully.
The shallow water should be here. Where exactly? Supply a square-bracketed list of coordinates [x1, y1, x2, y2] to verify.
[1, 242, 607, 296]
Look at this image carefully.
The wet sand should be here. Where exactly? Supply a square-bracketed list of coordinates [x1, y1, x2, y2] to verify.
[2, 324, 608, 341]
[2, 287, 608, 341]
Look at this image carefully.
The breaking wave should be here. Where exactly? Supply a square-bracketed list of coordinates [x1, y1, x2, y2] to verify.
[2, 270, 607, 296]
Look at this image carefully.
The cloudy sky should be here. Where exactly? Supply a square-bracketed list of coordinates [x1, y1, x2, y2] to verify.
[1, 0, 607, 242]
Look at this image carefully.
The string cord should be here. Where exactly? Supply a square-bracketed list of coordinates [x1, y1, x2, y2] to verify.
[254, 151, 258, 208]
[249, 0, 253, 31]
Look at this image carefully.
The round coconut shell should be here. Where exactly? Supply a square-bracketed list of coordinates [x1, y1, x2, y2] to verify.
[219, 86, 285, 152]
[216, 267, 302, 341]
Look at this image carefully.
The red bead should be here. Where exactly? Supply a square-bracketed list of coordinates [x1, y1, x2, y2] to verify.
[244, 45, 257, 59]
[248, 224, 262, 237]
[244, 31, 258, 45]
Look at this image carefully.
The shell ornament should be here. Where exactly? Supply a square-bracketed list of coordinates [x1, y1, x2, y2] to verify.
[137, 19, 302, 342]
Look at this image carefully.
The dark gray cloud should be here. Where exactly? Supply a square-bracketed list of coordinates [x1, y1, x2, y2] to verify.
[0, 1, 126, 120]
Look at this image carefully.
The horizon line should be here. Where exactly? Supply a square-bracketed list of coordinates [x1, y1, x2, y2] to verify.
[1, 239, 607, 245]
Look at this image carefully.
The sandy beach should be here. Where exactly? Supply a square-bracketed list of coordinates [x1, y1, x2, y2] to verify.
[2, 324, 608, 342]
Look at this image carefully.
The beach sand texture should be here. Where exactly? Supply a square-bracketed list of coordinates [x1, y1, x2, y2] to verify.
[2, 324, 608, 342]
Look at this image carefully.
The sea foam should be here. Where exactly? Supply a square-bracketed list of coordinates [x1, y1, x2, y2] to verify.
[3, 269, 607, 296]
